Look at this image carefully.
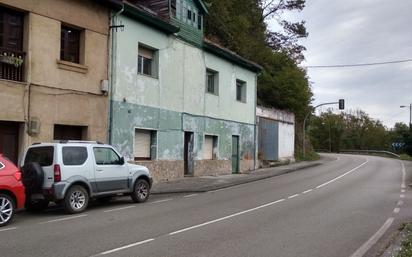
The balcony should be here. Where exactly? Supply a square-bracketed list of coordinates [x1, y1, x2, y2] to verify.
[0, 48, 25, 82]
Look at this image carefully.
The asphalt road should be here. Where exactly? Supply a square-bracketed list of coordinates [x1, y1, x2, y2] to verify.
[0, 154, 409, 257]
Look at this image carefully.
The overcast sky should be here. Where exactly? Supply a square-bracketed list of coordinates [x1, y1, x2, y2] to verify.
[274, 0, 412, 128]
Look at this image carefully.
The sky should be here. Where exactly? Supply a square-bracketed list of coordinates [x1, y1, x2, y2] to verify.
[271, 0, 412, 128]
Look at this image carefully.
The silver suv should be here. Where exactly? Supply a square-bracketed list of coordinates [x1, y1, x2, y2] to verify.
[21, 141, 152, 214]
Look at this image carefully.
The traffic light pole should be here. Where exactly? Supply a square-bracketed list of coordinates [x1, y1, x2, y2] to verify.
[302, 101, 343, 158]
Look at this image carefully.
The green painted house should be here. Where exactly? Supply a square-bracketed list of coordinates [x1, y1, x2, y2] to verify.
[105, 0, 261, 181]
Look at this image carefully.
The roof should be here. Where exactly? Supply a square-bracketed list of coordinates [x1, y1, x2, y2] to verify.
[194, 0, 209, 14]
[203, 39, 262, 72]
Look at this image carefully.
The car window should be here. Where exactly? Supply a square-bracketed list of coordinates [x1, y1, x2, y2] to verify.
[24, 146, 54, 166]
[93, 147, 121, 165]
[62, 147, 88, 166]
[0, 162, 4, 170]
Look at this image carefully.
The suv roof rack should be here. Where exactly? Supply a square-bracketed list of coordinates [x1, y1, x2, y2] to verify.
[58, 140, 104, 144]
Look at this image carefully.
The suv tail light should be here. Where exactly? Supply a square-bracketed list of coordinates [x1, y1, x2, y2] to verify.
[13, 171, 22, 181]
[54, 164, 61, 182]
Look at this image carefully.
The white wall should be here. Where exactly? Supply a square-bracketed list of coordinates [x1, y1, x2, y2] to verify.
[114, 15, 257, 125]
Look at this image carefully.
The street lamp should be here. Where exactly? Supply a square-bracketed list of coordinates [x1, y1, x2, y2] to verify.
[400, 104, 412, 129]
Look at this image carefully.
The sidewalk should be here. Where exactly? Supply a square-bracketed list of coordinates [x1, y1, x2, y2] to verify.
[151, 158, 327, 194]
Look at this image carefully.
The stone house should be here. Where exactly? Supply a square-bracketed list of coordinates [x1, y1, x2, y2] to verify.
[104, 0, 262, 181]
[0, 0, 110, 164]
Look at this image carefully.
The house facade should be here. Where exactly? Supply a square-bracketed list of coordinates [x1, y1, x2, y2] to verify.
[0, 0, 110, 164]
[107, 0, 261, 181]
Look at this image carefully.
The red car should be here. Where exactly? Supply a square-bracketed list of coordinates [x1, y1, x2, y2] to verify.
[0, 154, 25, 227]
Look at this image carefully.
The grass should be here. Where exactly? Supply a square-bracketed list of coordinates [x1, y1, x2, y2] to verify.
[295, 150, 320, 162]
[397, 224, 412, 257]
[400, 154, 412, 161]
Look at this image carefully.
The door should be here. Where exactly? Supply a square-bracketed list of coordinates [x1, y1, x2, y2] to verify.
[184, 132, 194, 176]
[232, 135, 239, 173]
[0, 121, 20, 164]
[92, 147, 128, 192]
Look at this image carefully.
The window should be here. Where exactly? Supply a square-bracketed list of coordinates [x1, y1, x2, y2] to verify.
[134, 129, 156, 161]
[54, 124, 87, 141]
[62, 147, 88, 166]
[93, 147, 122, 165]
[0, 7, 24, 51]
[138, 45, 157, 77]
[187, 9, 192, 20]
[203, 135, 218, 160]
[236, 79, 247, 103]
[197, 13, 202, 30]
[24, 146, 54, 166]
[206, 69, 218, 95]
[60, 25, 81, 63]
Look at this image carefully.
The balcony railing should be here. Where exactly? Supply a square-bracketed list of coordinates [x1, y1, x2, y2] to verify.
[0, 48, 25, 82]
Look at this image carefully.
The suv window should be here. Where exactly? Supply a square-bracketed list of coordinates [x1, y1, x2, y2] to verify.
[24, 146, 54, 166]
[93, 147, 121, 165]
[62, 147, 88, 166]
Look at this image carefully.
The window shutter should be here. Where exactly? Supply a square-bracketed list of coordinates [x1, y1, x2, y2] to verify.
[203, 136, 213, 160]
[138, 47, 154, 59]
[134, 130, 151, 159]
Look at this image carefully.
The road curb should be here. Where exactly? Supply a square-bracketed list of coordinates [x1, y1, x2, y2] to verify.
[152, 162, 323, 195]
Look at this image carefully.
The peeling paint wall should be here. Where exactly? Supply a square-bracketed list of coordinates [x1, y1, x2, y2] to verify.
[111, 15, 257, 180]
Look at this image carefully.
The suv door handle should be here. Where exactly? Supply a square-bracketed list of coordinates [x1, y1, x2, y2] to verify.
[96, 169, 103, 172]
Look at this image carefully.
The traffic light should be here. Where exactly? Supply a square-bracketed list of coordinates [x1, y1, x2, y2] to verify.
[339, 99, 345, 110]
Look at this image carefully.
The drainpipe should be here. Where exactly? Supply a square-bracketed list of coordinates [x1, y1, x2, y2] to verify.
[108, 1, 124, 144]
[253, 73, 258, 170]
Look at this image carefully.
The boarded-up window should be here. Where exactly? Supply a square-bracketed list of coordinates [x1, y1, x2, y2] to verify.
[134, 129, 156, 160]
[203, 135, 218, 160]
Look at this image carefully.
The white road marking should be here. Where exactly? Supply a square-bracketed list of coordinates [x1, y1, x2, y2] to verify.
[401, 189, 406, 193]
[302, 189, 313, 194]
[0, 227, 17, 232]
[184, 194, 199, 198]
[151, 198, 173, 204]
[168, 199, 286, 236]
[400, 194, 405, 199]
[39, 214, 88, 224]
[393, 208, 400, 214]
[349, 217, 394, 257]
[316, 160, 369, 189]
[288, 194, 299, 199]
[401, 162, 406, 189]
[397, 200, 404, 206]
[93, 238, 155, 256]
[103, 206, 135, 213]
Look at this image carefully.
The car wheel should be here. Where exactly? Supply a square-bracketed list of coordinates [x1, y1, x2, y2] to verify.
[131, 179, 150, 203]
[0, 194, 15, 227]
[64, 185, 89, 214]
[25, 198, 49, 212]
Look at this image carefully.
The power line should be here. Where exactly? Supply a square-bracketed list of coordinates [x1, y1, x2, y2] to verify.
[305, 58, 412, 68]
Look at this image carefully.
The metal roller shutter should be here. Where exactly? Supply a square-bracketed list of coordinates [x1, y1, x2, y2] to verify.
[134, 130, 151, 159]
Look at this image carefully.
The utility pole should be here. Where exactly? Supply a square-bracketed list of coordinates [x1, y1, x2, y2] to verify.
[400, 104, 412, 130]
[303, 99, 345, 158]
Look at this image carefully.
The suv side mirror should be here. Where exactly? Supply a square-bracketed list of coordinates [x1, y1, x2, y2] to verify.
[119, 157, 125, 165]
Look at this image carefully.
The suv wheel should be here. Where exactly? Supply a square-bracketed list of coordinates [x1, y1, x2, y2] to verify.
[64, 186, 89, 214]
[0, 194, 15, 227]
[131, 179, 150, 203]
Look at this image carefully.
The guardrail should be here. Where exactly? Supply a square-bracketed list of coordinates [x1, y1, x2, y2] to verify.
[336, 150, 401, 159]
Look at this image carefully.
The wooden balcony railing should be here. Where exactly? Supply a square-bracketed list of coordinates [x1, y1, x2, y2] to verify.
[0, 48, 25, 82]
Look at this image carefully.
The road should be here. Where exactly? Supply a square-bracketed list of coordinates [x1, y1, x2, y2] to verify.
[0, 154, 409, 257]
